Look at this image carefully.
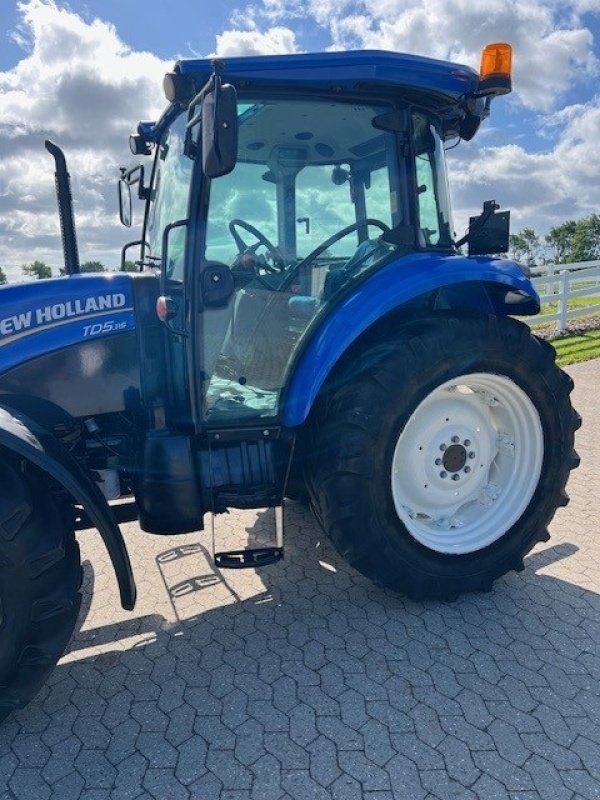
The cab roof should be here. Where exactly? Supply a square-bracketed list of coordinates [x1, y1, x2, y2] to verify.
[174, 49, 479, 101]
[140, 49, 483, 144]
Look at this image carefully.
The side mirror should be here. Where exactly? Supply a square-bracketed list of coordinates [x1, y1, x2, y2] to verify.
[202, 83, 238, 179]
[118, 178, 132, 227]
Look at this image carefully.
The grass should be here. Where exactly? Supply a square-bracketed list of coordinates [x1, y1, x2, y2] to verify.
[550, 329, 600, 366]
[539, 294, 600, 315]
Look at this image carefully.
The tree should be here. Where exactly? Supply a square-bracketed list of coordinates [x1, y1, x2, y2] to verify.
[22, 260, 52, 280]
[0, 268, 6, 285]
[120, 260, 139, 272]
[571, 214, 600, 263]
[80, 261, 106, 273]
[509, 228, 544, 267]
[546, 215, 600, 264]
[60, 261, 106, 276]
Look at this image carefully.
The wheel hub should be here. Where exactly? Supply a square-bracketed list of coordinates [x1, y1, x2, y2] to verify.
[390, 372, 544, 554]
[442, 443, 467, 473]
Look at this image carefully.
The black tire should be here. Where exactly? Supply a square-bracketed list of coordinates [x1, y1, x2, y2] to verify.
[0, 459, 82, 723]
[306, 313, 581, 600]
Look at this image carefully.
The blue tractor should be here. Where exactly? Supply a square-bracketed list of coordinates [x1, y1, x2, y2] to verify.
[0, 44, 580, 720]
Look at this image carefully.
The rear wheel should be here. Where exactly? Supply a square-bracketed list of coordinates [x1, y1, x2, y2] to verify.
[0, 459, 82, 723]
[306, 313, 581, 600]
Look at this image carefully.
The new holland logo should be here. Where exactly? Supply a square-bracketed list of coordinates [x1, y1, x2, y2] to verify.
[0, 293, 128, 337]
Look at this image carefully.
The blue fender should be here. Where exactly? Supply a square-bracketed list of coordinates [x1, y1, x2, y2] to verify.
[0, 405, 136, 610]
[282, 252, 538, 427]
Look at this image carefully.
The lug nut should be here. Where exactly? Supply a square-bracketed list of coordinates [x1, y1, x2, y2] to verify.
[464, 466, 471, 473]
[451, 435, 460, 443]
[469, 451, 475, 459]
[435, 458, 442, 466]
[464, 439, 471, 447]
[440, 444, 447, 451]
[440, 471, 447, 479]
[452, 474, 460, 481]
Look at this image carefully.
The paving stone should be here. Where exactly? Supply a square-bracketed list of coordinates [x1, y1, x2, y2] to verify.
[420, 770, 478, 800]
[41, 735, 81, 783]
[8, 768, 51, 800]
[282, 769, 340, 799]
[437, 735, 479, 786]
[338, 751, 391, 791]
[289, 703, 318, 748]
[307, 735, 341, 788]
[316, 716, 362, 750]
[1, 361, 598, 800]
[264, 732, 310, 769]
[523, 754, 573, 800]
[250, 754, 282, 800]
[50, 771, 85, 800]
[473, 752, 534, 792]
[205, 748, 252, 790]
[74, 751, 117, 789]
[112, 752, 146, 800]
[487, 719, 530, 767]
[390, 734, 445, 770]
[175, 735, 207, 785]
[386, 753, 426, 800]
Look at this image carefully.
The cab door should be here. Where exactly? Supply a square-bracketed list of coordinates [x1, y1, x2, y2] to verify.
[192, 96, 405, 428]
[145, 113, 195, 425]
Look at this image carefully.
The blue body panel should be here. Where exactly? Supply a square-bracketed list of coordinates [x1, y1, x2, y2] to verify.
[282, 253, 538, 427]
[149, 50, 481, 142]
[0, 273, 136, 375]
[176, 50, 478, 97]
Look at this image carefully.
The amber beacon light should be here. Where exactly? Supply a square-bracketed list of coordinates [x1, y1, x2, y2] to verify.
[479, 42, 512, 95]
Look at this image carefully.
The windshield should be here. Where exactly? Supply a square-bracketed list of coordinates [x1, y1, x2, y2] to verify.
[145, 113, 193, 279]
[204, 98, 404, 270]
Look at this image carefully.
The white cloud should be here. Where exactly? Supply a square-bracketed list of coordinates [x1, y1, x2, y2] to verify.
[448, 97, 600, 235]
[214, 25, 298, 57]
[0, 0, 171, 276]
[247, 0, 599, 112]
[1, 0, 599, 277]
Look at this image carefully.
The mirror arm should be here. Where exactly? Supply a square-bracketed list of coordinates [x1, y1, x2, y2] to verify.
[120, 239, 149, 271]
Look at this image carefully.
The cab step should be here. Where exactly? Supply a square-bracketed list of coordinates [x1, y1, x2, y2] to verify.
[214, 547, 284, 569]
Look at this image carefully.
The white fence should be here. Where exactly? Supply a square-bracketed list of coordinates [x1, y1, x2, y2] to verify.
[528, 260, 600, 333]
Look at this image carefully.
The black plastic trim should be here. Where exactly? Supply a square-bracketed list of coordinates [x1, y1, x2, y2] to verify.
[0, 405, 136, 610]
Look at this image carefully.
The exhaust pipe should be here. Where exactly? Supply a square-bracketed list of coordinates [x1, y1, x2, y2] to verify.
[45, 140, 80, 275]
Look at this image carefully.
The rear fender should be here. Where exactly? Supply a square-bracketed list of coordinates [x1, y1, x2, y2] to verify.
[0, 405, 136, 610]
[282, 252, 538, 427]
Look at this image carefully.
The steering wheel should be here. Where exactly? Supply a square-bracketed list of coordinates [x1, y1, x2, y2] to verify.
[229, 219, 286, 274]
[281, 218, 391, 289]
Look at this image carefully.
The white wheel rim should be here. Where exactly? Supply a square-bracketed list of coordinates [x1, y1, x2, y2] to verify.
[390, 373, 544, 554]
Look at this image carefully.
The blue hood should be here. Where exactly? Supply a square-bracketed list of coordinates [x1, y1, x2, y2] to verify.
[0, 273, 136, 375]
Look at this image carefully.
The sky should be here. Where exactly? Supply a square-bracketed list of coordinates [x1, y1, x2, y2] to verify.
[0, 0, 599, 279]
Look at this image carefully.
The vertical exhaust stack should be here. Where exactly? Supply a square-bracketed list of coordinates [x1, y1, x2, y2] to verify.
[45, 140, 81, 275]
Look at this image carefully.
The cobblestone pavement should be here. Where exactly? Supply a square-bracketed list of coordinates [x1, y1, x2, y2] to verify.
[1, 359, 599, 800]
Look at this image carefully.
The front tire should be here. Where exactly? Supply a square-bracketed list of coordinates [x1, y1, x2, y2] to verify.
[306, 313, 581, 600]
[0, 459, 82, 723]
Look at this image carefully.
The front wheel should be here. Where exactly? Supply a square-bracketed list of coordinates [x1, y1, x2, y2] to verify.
[0, 460, 82, 723]
[306, 313, 581, 600]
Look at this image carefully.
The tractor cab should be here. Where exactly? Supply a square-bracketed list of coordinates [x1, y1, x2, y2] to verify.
[121, 48, 510, 431]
